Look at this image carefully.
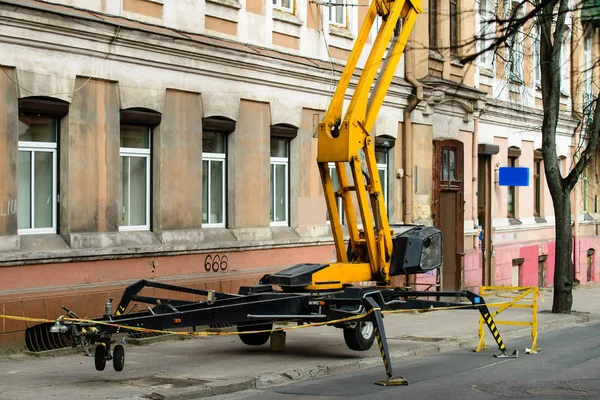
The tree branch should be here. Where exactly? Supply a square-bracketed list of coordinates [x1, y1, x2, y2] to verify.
[566, 97, 600, 192]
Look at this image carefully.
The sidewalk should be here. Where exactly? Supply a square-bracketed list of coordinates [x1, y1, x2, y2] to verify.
[0, 286, 598, 400]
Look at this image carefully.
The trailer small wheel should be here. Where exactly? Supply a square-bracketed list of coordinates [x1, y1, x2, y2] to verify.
[237, 323, 273, 346]
[343, 320, 375, 351]
[94, 345, 107, 371]
[113, 344, 125, 372]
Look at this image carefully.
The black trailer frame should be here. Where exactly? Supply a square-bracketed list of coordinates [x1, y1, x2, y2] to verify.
[30, 279, 516, 385]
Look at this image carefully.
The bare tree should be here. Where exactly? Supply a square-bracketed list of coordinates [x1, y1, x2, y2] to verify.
[462, 0, 599, 312]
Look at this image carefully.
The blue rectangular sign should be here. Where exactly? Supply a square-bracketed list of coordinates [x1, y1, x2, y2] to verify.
[498, 167, 530, 186]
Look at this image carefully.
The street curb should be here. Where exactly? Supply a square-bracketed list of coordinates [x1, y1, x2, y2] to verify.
[154, 315, 600, 399]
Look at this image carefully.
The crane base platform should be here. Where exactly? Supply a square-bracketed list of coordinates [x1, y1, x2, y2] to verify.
[26, 278, 516, 385]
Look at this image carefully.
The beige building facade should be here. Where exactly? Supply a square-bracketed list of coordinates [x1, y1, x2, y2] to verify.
[0, 0, 598, 350]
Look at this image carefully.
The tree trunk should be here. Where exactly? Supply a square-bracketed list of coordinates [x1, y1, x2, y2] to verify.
[552, 191, 573, 313]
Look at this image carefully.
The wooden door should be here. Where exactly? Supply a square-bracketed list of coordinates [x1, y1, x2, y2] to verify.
[478, 154, 492, 286]
[440, 191, 458, 290]
[433, 140, 464, 291]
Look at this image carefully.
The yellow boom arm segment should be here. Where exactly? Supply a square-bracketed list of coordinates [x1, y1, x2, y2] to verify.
[312, 0, 422, 289]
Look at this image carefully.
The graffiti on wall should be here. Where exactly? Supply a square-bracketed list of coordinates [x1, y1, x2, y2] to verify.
[0, 200, 17, 217]
[413, 194, 431, 219]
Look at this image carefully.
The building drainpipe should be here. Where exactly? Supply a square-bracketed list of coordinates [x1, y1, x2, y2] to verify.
[403, 71, 423, 226]
[573, 124, 582, 284]
[473, 119, 479, 250]
[403, 71, 423, 289]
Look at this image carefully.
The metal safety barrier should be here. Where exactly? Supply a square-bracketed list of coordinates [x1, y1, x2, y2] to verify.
[474, 286, 541, 354]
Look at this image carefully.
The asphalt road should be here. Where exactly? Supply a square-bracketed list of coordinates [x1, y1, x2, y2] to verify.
[215, 322, 600, 400]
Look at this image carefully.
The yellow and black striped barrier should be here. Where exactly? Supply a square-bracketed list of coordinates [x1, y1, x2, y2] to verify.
[474, 286, 541, 354]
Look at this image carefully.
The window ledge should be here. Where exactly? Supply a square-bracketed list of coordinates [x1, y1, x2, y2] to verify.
[508, 217, 522, 225]
[206, 0, 242, 10]
[465, 227, 480, 236]
[509, 78, 524, 87]
[479, 66, 494, 77]
[329, 24, 354, 40]
[494, 221, 555, 233]
[450, 56, 463, 67]
[273, 8, 303, 26]
[0, 233, 337, 265]
[428, 49, 444, 62]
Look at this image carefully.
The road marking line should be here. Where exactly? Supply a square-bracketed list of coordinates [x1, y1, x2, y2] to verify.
[473, 359, 513, 370]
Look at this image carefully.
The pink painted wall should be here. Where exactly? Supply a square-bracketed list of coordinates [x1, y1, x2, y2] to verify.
[415, 269, 437, 290]
[463, 249, 482, 290]
[0, 245, 336, 295]
[493, 245, 521, 285]
[519, 245, 539, 287]
[540, 241, 555, 287]
[491, 138, 509, 220]
[575, 236, 600, 284]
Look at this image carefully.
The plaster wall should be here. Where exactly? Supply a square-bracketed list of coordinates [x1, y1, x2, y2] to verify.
[0, 69, 18, 247]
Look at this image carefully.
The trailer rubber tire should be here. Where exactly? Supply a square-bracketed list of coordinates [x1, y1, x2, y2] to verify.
[113, 344, 125, 372]
[95, 345, 107, 371]
[343, 320, 375, 351]
[237, 323, 273, 346]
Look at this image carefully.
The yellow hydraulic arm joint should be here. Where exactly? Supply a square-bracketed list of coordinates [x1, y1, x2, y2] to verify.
[314, 0, 422, 289]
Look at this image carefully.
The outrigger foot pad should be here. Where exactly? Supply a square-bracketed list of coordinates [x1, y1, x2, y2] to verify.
[494, 349, 519, 359]
[375, 376, 409, 386]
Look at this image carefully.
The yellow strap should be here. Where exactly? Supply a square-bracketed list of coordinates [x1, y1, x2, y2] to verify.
[0, 302, 507, 338]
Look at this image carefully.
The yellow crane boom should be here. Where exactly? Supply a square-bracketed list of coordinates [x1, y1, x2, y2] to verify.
[310, 0, 422, 289]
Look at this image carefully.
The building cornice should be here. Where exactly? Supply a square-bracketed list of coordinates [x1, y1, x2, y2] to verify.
[479, 98, 579, 137]
[0, 0, 415, 111]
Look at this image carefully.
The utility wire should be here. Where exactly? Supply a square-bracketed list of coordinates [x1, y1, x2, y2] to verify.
[1, 25, 121, 99]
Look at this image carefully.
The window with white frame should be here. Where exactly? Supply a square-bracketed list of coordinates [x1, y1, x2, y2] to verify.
[583, 167, 589, 213]
[202, 131, 226, 227]
[532, 25, 541, 86]
[507, 1, 524, 83]
[534, 152, 542, 218]
[273, 0, 292, 11]
[327, 163, 345, 223]
[270, 138, 289, 226]
[375, 149, 389, 210]
[557, 156, 564, 177]
[329, 0, 345, 25]
[18, 115, 58, 234]
[477, 0, 495, 68]
[583, 34, 593, 120]
[429, 0, 437, 50]
[374, 136, 394, 214]
[119, 125, 151, 231]
[449, 0, 458, 56]
[560, 26, 571, 95]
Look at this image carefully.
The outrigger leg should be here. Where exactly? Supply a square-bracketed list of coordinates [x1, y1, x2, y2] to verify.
[363, 296, 408, 386]
[464, 292, 519, 359]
